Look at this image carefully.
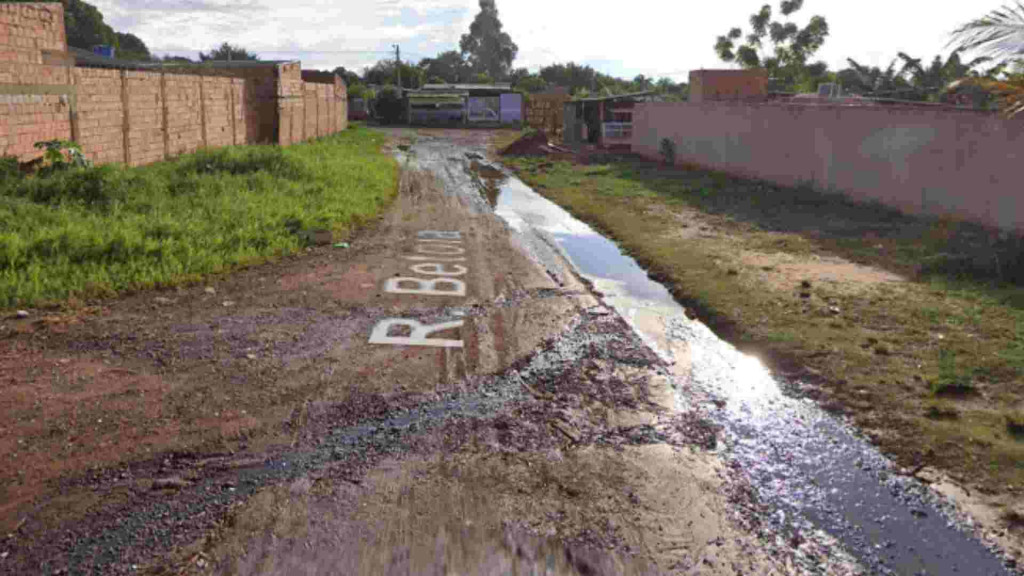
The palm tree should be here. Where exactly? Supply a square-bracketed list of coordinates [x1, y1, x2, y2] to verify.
[950, 2, 1024, 116]
[950, 1, 1024, 59]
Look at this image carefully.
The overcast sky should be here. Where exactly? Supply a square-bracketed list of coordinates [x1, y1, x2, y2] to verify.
[91, 0, 1005, 81]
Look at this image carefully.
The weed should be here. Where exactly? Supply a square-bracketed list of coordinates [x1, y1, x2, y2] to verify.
[924, 402, 961, 420]
[0, 156, 19, 184]
[33, 139, 93, 176]
[0, 130, 397, 307]
[659, 138, 676, 166]
[1007, 413, 1024, 441]
[999, 322, 1024, 376]
[931, 349, 977, 396]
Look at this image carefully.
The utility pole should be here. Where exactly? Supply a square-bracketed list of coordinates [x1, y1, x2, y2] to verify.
[393, 44, 402, 93]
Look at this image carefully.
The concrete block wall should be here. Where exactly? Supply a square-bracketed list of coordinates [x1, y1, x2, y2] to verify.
[0, 2, 72, 159]
[632, 101, 1024, 232]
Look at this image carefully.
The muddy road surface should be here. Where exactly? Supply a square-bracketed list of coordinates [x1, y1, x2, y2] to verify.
[0, 128, 1019, 575]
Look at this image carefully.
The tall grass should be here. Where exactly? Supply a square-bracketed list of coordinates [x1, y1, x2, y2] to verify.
[0, 128, 397, 307]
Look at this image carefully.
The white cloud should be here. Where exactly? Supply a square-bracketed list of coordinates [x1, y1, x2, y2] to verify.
[92, 0, 1008, 81]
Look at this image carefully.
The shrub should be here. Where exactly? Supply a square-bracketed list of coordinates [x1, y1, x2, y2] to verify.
[374, 86, 405, 125]
[1007, 412, 1024, 440]
[931, 349, 977, 396]
[175, 146, 304, 180]
[0, 155, 20, 185]
[33, 139, 92, 176]
[659, 138, 676, 165]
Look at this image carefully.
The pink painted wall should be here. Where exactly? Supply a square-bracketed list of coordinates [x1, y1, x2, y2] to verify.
[632, 101, 1024, 231]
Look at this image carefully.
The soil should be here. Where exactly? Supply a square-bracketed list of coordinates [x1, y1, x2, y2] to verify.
[0, 129, 803, 576]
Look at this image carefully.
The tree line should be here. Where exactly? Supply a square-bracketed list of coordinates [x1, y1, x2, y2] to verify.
[712, 0, 1024, 109]
[11, 0, 1022, 115]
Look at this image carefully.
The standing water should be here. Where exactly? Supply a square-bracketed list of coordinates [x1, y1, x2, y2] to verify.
[482, 160, 1016, 576]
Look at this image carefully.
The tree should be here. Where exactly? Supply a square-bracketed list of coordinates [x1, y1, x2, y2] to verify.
[714, 0, 830, 92]
[200, 42, 258, 62]
[837, 58, 908, 96]
[896, 50, 995, 101]
[539, 62, 597, 92]
[418, 51, 469, 84]
[363, 60, 423, 90]
[115, 32, 150, 61]
[949, 2, 1024, 117]
[459, 0, 518, 81]
[61, 0, 117, 50]
[632, 74, 653, 91]
[950, 1, 1024, 60]
[515, 74, 548, 93]
[331, 66, 361, 88]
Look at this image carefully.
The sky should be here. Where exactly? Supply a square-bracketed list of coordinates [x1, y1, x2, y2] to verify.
[90, 0, 1008, 81]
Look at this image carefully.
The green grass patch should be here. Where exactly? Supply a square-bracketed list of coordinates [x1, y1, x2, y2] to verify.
[0, 128, 397, 307]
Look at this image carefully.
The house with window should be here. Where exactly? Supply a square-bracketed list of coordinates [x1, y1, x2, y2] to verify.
[405, 83, 523, 126]
[562, 92, 656, 150]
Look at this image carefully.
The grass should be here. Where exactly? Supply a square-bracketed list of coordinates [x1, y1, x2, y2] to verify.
[501, 152, 1024, 493]
[0, 128, 397, 307]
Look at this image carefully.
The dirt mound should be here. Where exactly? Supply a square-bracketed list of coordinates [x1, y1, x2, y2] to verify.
[500, 130, 570, 157]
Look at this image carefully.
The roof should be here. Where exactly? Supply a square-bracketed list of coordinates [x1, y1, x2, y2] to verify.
[409, 94, 466, 105]
[70, 47, 293, 71]
[421, 83, 513, 93]
[571, 91, 656, 103]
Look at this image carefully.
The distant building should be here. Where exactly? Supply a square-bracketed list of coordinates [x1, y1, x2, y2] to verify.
[405, 83, 522, 126]
[689, 69, 768, 103]
[562, 92, 657, 150]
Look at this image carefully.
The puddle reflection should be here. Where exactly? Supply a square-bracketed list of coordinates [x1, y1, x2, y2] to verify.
[485, 160, 1013, 576]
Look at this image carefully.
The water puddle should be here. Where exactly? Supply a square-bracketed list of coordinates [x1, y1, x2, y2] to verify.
[483, 160, 1016, 576]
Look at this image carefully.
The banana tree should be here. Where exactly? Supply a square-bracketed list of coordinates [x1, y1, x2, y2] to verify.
[838, 58, 909, 96]
[896, 51, 994, 101]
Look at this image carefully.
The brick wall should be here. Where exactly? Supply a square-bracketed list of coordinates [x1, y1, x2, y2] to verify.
[125, 71, 164, 166]
[74, 67, 122, 164]
[525, 93, 570, 136]
[689, 69, 768, 103]
[1, 3, 348, 166]
[0, 2, 72, 160]
[164, 72, 203, 158]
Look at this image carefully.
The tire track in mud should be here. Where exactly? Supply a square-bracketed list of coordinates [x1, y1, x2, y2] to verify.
[7, 308, 710, 575]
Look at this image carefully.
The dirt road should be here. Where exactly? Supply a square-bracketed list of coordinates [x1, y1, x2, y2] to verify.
[1, 128, 1018, 575]
[0, 129, 787, 575]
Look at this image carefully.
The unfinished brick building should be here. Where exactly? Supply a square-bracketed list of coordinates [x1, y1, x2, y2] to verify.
[0, 3, 347, 166]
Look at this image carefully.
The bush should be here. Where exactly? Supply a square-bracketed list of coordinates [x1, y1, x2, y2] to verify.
[0, 155, 20, 185]
[659, 138, 676, 165]
[34, 139, 92, 176]
[374, 86, 405, 125]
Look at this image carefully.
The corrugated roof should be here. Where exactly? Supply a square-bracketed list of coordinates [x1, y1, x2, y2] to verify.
[421, 83, 512, 92]
[572, 91, 656, 103]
